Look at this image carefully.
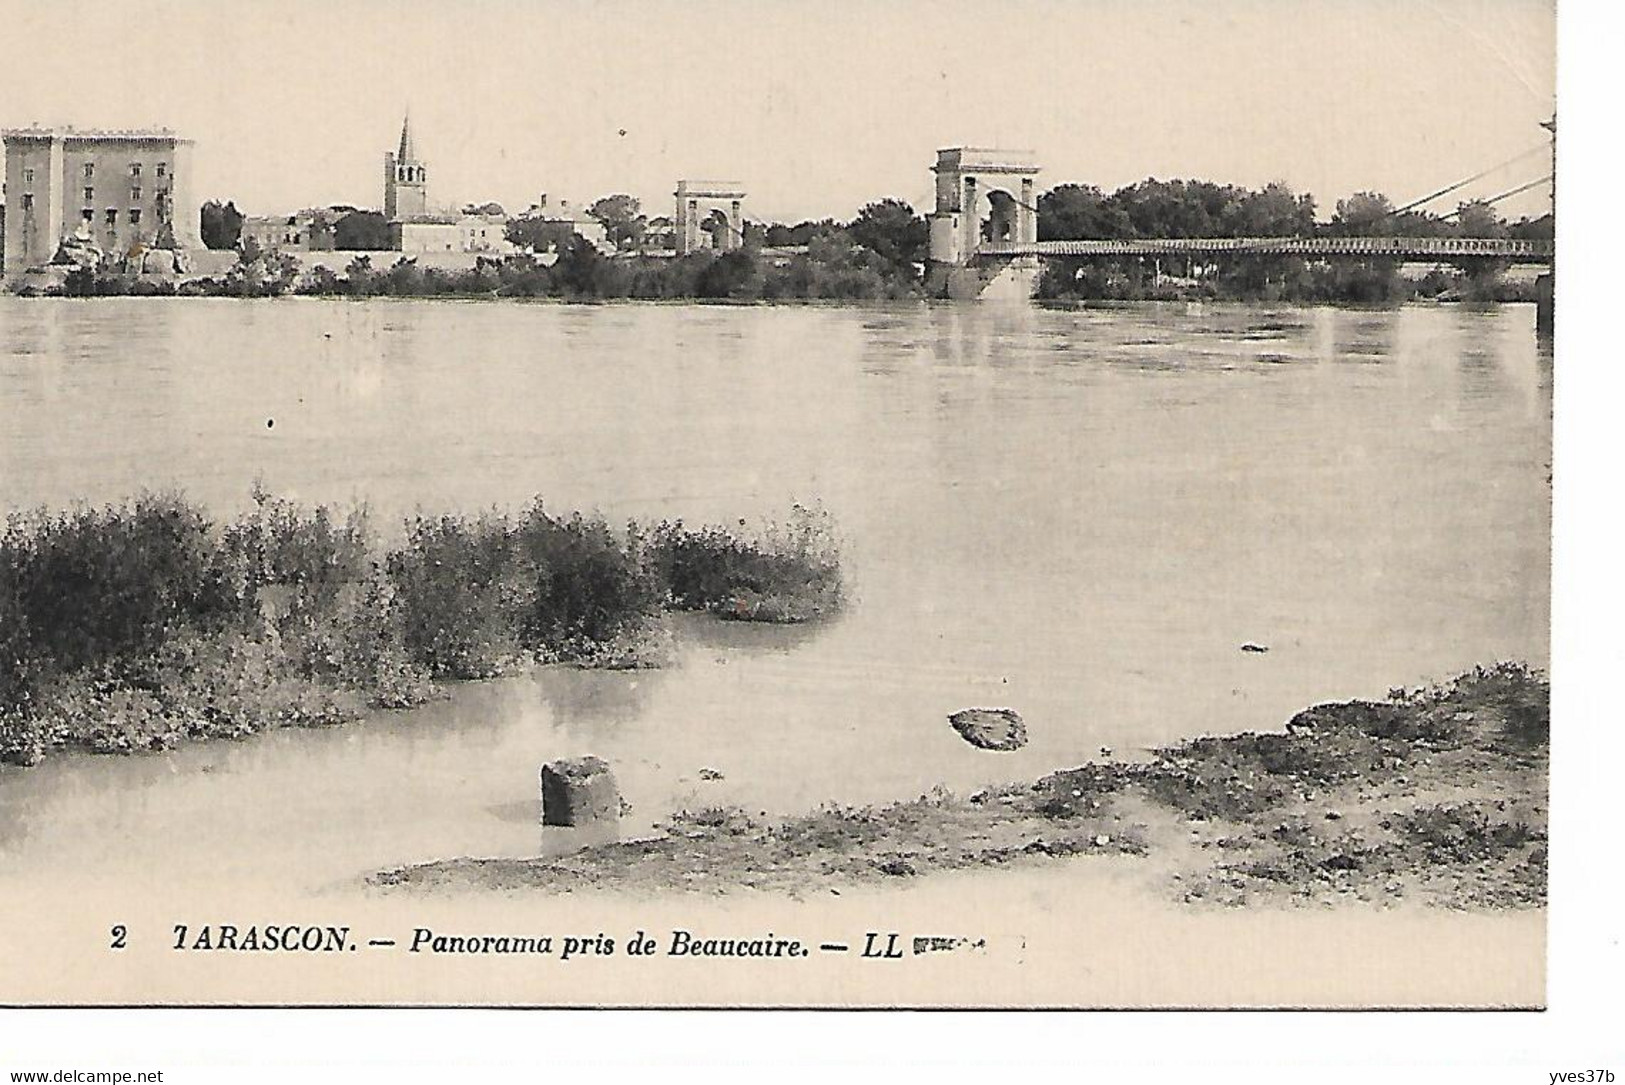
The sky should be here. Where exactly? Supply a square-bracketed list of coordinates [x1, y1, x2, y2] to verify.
[0, 0, 1556, 224]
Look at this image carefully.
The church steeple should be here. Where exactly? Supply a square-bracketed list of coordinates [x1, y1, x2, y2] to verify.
[398, 111, 415, 162]
[383, 109, 428, 221]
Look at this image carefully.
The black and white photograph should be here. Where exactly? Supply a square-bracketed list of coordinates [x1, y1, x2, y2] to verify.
[0, 0, 1610, 1059]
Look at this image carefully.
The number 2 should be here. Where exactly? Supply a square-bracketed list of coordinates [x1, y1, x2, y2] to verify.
[109, 925, 127, 950]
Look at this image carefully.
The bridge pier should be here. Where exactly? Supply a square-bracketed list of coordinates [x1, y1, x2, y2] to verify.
[926, 258, 1040, 300]
[1535, 273, 1554, 339]
[926, 147, 1041, 300]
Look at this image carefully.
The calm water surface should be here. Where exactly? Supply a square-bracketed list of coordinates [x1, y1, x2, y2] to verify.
[0, 297, 1550, 893]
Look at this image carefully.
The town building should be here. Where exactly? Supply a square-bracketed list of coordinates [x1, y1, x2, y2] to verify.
[459, 212, 512, 253]
[389, 210, 515, 255]
[239, 207, 345, 252]
[392, 214, 459, 253]
[641, 215, 677, 251]
[2, 126, 199, 275]
[511, 195, 611, 253]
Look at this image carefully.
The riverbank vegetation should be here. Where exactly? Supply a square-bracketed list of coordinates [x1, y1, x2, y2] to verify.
[0, 491, 842, 768]
[1033, 182, 1551, 304]
[33, 178, 1550, 306]
[377, 664, 1548, 910]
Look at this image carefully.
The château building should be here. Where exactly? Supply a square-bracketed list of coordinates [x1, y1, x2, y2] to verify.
[1, 127, 199, 275]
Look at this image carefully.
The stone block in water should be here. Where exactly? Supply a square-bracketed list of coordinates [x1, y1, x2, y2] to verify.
[540, 756, 621, 827]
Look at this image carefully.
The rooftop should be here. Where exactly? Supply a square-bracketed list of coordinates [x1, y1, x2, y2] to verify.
[934, 147, 1040, 173]
[2, 125, 192, 144]
[675, 180, 747, 197]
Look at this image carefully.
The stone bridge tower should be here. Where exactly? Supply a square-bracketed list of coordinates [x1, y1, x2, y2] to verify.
[673, 180, 746, 254]
[925, 147, 1041, 299]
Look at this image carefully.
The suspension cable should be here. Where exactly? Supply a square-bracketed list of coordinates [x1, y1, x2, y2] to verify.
[1440, 175, 1553, 218]
[1389, 143, 1547, 215]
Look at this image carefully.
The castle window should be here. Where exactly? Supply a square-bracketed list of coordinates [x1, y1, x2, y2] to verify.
[105, 209, 117, 227]
[22, 168, 34, 185]
[131, 186, 142, 201]
[156, 163, 167, 178]
[20, 194, 32, 211]
[128, 209, 142, 225]
[82, 209, 94, 222]
[84, 187, 94, 201]
[83, 163, 94, 179]
[130, 163, 142, 177]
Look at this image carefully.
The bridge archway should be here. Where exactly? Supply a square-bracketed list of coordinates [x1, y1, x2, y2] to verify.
[926, 148, 1039, 267]
[979, 188, 1022, 245]
[674, 180, 746, 255]
[925, 147, 1041, 298]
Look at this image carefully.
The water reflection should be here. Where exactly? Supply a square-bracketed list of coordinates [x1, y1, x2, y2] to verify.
[1333, 314, 1397, 361]
[676, 612, 835, 655]
[534, 666, 665, 728]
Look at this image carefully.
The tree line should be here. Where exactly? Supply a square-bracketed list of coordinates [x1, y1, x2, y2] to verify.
[1032, 179, 1550, 302]
[177, 179, 1549, 305]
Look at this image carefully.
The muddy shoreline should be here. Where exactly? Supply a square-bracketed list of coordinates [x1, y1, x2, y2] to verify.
[375, 664, 1548, 910]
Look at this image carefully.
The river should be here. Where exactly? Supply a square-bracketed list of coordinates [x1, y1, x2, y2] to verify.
[0, 297, 1550, 896]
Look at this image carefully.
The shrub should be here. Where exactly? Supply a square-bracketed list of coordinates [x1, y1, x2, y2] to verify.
[1394, 802, 1544, 865]
[513, 505, 661, 650]
[387, 513, 529, 679]
[1448, 662, 1550, 746]
[5, 494, 237, 680]
[644, 504, 842, 623]
[1, 490, 841, 766]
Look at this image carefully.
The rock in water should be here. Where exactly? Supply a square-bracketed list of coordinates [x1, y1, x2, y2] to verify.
[948, 708, 1027, 752]
[540, 756, 621, 827]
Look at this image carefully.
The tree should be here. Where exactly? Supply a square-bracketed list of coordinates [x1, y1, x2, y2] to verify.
[506, 217, 578, 253]
[1037, 184, 1133, 240]
[1454, 201, 1508, 238]
[225, 246, 300, 297]
[1232, 182, 1315, 237]
[551, 234, 631, 297]
[343, 254, 375, 294]
[695, 250, 762, 299]
[199, 200, 243, 250]
[1330, 192, 1397, 237]
[1450, 201, 1510, 298]
[334, 211, 392, 250]
[778, 219, 840, 246]
[1509, 214, 1554, 241]
[588, 194, 646, 249]
[846, 198, 927, 277]
[1113, 179, 1224, 238]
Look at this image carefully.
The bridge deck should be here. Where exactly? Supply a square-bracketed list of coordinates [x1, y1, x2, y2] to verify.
[979, 237, 1553, 262]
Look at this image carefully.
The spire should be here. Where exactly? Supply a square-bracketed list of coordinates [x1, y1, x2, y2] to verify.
[398, 110, 415, 162]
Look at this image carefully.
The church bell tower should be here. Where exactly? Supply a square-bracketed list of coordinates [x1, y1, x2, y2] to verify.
[383, 112, 428, 220]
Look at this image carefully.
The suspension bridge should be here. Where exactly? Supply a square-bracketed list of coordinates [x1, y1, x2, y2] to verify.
[925, 128, 1556, 300]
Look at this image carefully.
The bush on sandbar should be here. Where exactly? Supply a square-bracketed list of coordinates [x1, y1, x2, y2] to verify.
[645, 504, 843, 623]
[387, 503, 662, 678]
[0, 491, 841, 765]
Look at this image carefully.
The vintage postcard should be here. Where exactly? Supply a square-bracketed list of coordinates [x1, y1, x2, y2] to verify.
[0, 0, 1556, 1010]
